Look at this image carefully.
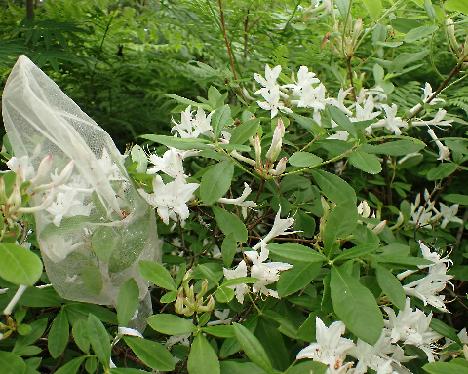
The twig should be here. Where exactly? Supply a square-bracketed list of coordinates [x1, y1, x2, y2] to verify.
[217, 0, 238, 81]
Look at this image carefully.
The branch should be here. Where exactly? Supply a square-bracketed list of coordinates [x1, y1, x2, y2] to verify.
[217, 0, 238, 81]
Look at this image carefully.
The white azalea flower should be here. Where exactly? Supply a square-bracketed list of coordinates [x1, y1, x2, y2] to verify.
[97, 148, 125, 181]
[207, 309, 232, 326]
[422, 83, 445, 105]
[352, 96, 381, 122]
[147, 148, 188, 179]
[46, 189, 94, 226]
[413, 109, 452, 127]
[384, 299, 442, 362]
[427, 129, 450, 162]
[256, 86, 292, 118]
[218, 182, 256, 218]
[244, 243, 292, 298]
[296, 317, 355, 370]
[283, 66, 321, 97]
[6, 155, 35, 181]
[458, 328, 468, 344]
[403, 269, 452, 312]
[43, 235, 83, 263]
[373, 104, 408, 135]
[348, 333, 395, 374]
[295, 83, 327, 111]
[138, 175, 199, 226]
[254, 64, 282, 91]
[326, 88, 353, 116]
[436, 203, 463, 229]
[172, 106, 214, 139]
[223, 260, 249, 304]
[252, 206, 296, 250]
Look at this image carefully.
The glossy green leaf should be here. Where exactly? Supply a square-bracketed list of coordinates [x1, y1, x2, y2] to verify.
[348, 150, 382, 174]
[125, 336, 176, 371]
[54, 356, 86, 374]
[427, 163, 458, 181]
[213, 206, 248, 242]
[268, 243, 326, 263]
[277, 262, 322, 297]
[212, 104, 232, 137]
[374, 264, 406, 310]
[139, 260, 176, 291]
[140, 134, 210, 150]
[200, 161, 234, 205]
[147, 314, 196, 335]
[48, 309, 69, 358]
[229, 119, 260, 145]
[117, 279, 140, 326]
[311, 170, 357, 205]
[289, 151, 323, 168]
[0, 243, 43, 286]
[187, 334, 220, 374]
[232, 322, 272, 372]
[331, 266, 384, 344]
[87, 314, 111, 368]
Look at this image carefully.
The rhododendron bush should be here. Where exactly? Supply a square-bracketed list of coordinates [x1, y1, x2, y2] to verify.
[0, 1, 467, 373]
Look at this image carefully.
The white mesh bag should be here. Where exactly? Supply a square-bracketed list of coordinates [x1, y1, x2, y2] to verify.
[2, 55, 161, 306]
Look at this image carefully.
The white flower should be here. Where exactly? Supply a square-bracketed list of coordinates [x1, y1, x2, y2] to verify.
[244, 243, 292, 298]
[30, 155, 53, 185]
[437, 203, 463, 229]
[46, 189, 94, 226]
[357, 201, 372, 218]
[6, 156, 35, 181]
[147, 148, 187, 179]
[97, 148, 125, 181]
[165, 333, 191, 349]
[422, 83, 444, 105]
[326, 88, 353, 116]
[295, 83, 327, 111]
[269, 157, 288, 176]
[373, 104, 408, 135]
[403, 269, 452, 312]
[352, 96, 381, 122]
[252, 206, 296, 250]
[427, 129, 450, 162]
[413, 109, 452, 127]
[348, 333, 396, 374]
[254, 64, 282, 91]
[296, 317, 355, 369]
[458, 328, 468, 344]
[384, 299, 442, 361]
[138, 175, 199, 226]
[327, 131, 350, 141]
[218, 182, 256, 218]
[172, 106, 214, 139]
[223, 260, 249, 304]
[207, 309, 232, 326]
[283, 66, 321, 96]
[256, 86, 292, 118]
[43, 236, 83, 263]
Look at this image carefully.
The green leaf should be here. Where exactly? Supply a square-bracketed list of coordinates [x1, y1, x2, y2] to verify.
[348, 150, 382, 174]
[87, 314, 111, 368]
[117, 279, 140, 326]
[0, 243, 43, 285]
[329, 106, 357, 138]
[268, 243, 326, 263]
[221, 235, 237, 267]
[139, 261, 176, 291]
[229, 119, 260, 145]
[374, 264, 406, 310]
[212, 104, 232, 137]
[48, 309, 69, 358]
[427, 163, 458, 181]
[203, 325, 235, 338]
[277, 262, 322, 297]
[187, 334, 220, 374]
[166, 94, 211, 109]
[362, 139, 425, 156]
[362, 0, 382, 19]
[213, 206, 248, 243]
[140, 134, 211, 150]
[331, 266, 384, 344]
[215, 286, 235, 303]
[404, 25, 438, 43]
[374, 255, 433, 267]
[54, 356, 86, 374]
[445, 0, 468, 13]
[323, 203, 358, 250]
[430, 318, 460, 342]
[0, 351, 26, 373]
[423, 359, 468, 374]
[232, 323, 272, 372]
[443, 194, 468, 205]
[285, 361, 328, 374]
[147, 314, 196, 335]
[219, 361, 266, 374]
[333, 244, 378, 262]
[124, 336, 176, 371]
[200, 161, 234, 205]
[311, 170, 357, 205]
[72, 319, 90, 353]
[289, 151, 323, 168]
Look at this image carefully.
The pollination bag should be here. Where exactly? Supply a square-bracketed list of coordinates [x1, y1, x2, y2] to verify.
[2, 55, 161, 306]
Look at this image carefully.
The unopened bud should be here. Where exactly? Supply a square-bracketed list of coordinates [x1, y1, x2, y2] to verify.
[53, 160, 74, 186]
[253, 135, 262, 168]
[357, 201, 371, 218]
[0, 178, 6, 205]
[6, 182, 22, 210]
[266, 119, 285, 162]
[372, 220, 387, 234]
[31, 155, 53, 185]
[446, 18, 459, 53]
[270, 157, 288, 176]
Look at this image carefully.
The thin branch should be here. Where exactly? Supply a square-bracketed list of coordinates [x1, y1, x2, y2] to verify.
[217, 0, 238, 81]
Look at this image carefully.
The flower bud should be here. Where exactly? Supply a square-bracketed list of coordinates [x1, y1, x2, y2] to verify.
[446, 18, 459, 53]
[270, 157, 288, 176]
[253, 134, 262, 168]
[53, 160, 74, 186]
[266, 119, 285, 162]
[6, 181, 22, 210]
[0, 178, 7, 205]
[30, 155, 53, 186]
[357, 201, 371, 218]
[372, 220, 387, 234]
